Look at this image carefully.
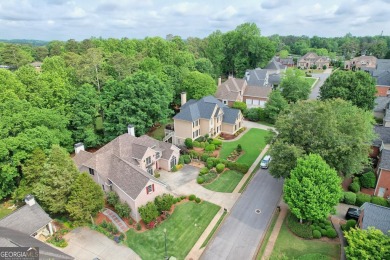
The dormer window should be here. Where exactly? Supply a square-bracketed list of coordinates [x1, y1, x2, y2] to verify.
[89, 168, 95, 176]
[156, 152, 161, 159]
[192, 120, 199, 127]
[146, 156, 152, 165]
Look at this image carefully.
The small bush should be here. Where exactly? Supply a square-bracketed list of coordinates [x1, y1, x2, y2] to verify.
[197, 177, 205, 184]
[310, 225, 316, 230]
[371, 196, 389, 207]
[195, 136, 205, 142]
[216, 163, 225, 173]
[202, 171, 218, 183]
[322, 219, 331, 226]
[154, 172, 160, 178]
[195, 197, 201, 203]
[349, 181, 360, 193]
[200, 167, 209, 175]
[360, 172, 376, 188]
[101, 220, 108, 228]
[211, 139, 222, 147]
[189, 150, 199, 159]
[136, 223, 141, 231]
[232, 101, 247, 112]
[179, 156, 185, 165]
[189, 194, 196, 201]
[106, 222, 119, 234]
[154, 194, 174, 212]
[236, 144, 242, 153]
[193, 141, 201, 148]
[312, 230, 322, 239]
[319, 222, 325, 228]
[176, 164, 183, 170]
[205, 144, 216, 152]
[356, 193, 371, 206]
[344, 192, 357, 205]
[115, 202, 131, 218]
[119, 233, 125, 241]
[326, 228, 337, 238]
[346, 219, 357, 231]
[287, 213, 313, 239]
[171, 165, 177, 172]
[201, 153, 210, 162]
[107, 191, 119, 206]
[184, 138, 193, 149]
[180, 195, 186, 200]
[182, 155, 191, 164]
[320, 229, 327, 236]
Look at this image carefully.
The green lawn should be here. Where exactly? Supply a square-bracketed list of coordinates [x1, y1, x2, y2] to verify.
[270, 217, 340, 260]
[204, 170, 244, 192]
[220, 128, 269, 166]
[305, 77, 317, 88]
[0, 202, 14, 219]
[126, 201, 220, 260]
[147, 120, 173, 141]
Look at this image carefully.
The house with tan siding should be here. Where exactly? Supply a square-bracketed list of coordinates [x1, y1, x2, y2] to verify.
[171, 94, 243, 146]
[297, 52, 330, 69]
[72, 127, 180, 221]
[344, 55, 377, 71]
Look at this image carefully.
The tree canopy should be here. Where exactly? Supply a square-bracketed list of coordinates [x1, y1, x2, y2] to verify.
[181, 71, 216, 100]
[263, 90, 288, 123]
[280, 69, 311, 103]
[270, 99, 375, 178]
[283, 153, 343, 222]
[320, 70, 377, 110]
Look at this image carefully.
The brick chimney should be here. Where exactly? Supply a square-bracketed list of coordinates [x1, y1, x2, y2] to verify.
[74, 142, 85, 154]
[128, 124, 135, 136]
[181, 92, 187, 106]
[25, 194, 36, 206]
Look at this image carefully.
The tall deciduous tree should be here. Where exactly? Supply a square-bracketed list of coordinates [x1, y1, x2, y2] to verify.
[0, 44, 33, 68]
[344, 227, 390, 260]
[182, 71, 216, 100]
[34, 145, 78, 214]
[66, 172, 104, 223]
[264, 90, 288, 123]
[102, 71, 173, 139]
[283, 154, 343, 222]
[269, 140, 304, 179]
[280, 68, 311, 103]
[320, 70, 377, 111]
[271, 99, 375, 177]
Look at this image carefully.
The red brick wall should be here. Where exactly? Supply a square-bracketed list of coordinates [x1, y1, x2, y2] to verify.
[375, 169, 390, 198]
[371, 146, 380, 158]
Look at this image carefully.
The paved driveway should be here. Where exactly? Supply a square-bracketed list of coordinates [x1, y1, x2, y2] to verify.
[309, 69, 332, 100]
[61, 227, 140, 260]
[159, 165, 199, 190]
[201, 169, 284, 260]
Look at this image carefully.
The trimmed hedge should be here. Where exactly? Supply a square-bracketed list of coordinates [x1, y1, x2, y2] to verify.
[200, 167, 209, 175]
[349, 181, 360, 193]
[326, 228, 337, 238]
[344, 192, 357, 205]
[287, 213, 313, 239]
[197, 177, 205, 184]
[371, 196, 389, 207]
[356, 193, 371, 206]
[189, 194, 196, 201]
[184, 138, 193, 149]
[360, 172, 376, 188]
[182, 155, 191, 164]
[312, 230, 322, 239]
[205, 144, 216, 152]
[216, 163, 225, 173]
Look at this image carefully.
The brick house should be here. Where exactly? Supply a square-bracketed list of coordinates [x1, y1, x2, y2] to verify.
[358, 202, 390, 234]
[297, 52, 330, 69]
[344, 55, 377, 71]
[72, 127, 180, 221]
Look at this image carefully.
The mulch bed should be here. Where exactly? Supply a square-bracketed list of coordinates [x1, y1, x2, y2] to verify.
[360, 188, 375, 196]
[342, 177, 352, 191]
[220, 133, 236, 140]
[95, 212, 111, 225]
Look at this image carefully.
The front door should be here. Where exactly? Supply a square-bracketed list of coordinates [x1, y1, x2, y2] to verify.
[378, 187, 386, 197]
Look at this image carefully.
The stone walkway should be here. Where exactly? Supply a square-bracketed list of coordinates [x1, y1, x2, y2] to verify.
[103, 208, 129, 232]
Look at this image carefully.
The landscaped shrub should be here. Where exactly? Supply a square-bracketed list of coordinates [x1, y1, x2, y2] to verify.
[154, 194, 174, 213]
[205, 144, 216, 152]
[184, 138, 193, 149]
[202, 171, 218, 183]
[154, 172, 160, 178]
[236, 144, 242, 153]
[349, 181, 360, 193]
[360, 172, 376, 188]
[207, 160, 213, 169]
[195, 136, 205, 142]
[136, 223, 141, 231]
[323, 219, 331, 226]
[180, 195, 186, 200]
[326, 228, 337, 238]
[107, 191, 119, 206]
[287, 213, 313, 239]
[341, 224, 347, 231]
[179, 156, 185, 165]
[319, 222, 325, 228]
[346, 219, 357, 231]
[195, 197, 201, 203]
[344, 192, 357, 205]
[176, 164, 183, 170]
[193, 141, 201, 148]
[356, 192, 371, 206]
[216, 163, 225, 173]
[197, 177, 205, 184]
[200, 167, 209, 175]
[189, 194, 196, 201]
[246, 108, 261, 121]
[200, 142, 205, 148]
[232, 101, 247, 112]
[101, 220, 108, 228]
[320, 229, 327, 236]
[189, 150, 199, 159]
[228, 162, 249, 174]
[310, 224, 316, 230]
[171, 165, 177, 172]
[115, 202, 131, 218]
[201, 153, 210, 162]
[371, 196, 389, 207]
[312, 230, 322, 239]
[182, 155, 191, 164]
[138, 202, 159, 224]
[211, 139, 222, 148]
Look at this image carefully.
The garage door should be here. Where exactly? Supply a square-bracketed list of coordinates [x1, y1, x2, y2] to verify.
[246, 99, 252, 105]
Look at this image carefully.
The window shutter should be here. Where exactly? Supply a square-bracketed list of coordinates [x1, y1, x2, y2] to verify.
[152, 184, 155, 192]
[146, 187, 149, 194]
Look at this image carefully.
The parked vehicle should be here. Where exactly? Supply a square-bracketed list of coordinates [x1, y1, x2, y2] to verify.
[260, 155, 271, 169]
[346, 207, 360, 221]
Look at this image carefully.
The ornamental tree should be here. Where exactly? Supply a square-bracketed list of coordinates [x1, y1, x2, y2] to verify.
[283, 153, 343, 222]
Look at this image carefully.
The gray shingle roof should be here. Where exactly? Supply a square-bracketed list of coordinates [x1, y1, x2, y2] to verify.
[0, 202, 52, 236]
[379, 149, 390, 170]
[384, 109, 390, 122]
[374, 125, 390, 147]
[222, 107, 239, 124]
[245, 68, 268, 86]
[360, 202, 390, 234]
[374, 97, 390, 112]
[376, 71, 390, 86]
[264, 58, 286, 71]
[268, 74, 281, 85]
[244, 86, 272, 98]
[0, 227, 73, 260]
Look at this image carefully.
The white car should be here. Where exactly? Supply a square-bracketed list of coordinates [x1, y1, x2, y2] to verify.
[260, 155, 271, 169]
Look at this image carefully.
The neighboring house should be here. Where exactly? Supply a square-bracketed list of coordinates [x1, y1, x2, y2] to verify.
[344, 55, 377, 71]
[358, 202, 390, 234]
[297, 52, 330, 69]
[374, 96, 390, 119]
[371, 59, 390, 89]
[30, 61, 43, 71]
[0, 227, 73, 260]
[73, 127, 180, 221]
[375, 149, 390, 198]
[275, 56, 295, 67]
[171, 94, 243, 145]
[0, 195, 54, 238]
[215, 76, 247, 107]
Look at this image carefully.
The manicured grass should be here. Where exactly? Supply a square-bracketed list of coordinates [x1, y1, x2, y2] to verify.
[147, 120, 173, 141]
[204, 170, 244, 193]
[201, 210, 227, 248]
[220, 128, 269, 166]
[305, 77, 317, 88]
[270, 216, 340, 260]
[0, 202, 14, 219]
[125, 201, 220, 259]
[256, 210, 280, 259]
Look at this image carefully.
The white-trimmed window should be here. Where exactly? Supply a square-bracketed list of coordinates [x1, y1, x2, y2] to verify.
[146, 184, 155, 194]
[145, 156, 152, 165]
[192, 120, 199, 128]
[246, 99, 252, 105]
[222, 99, 228, 105]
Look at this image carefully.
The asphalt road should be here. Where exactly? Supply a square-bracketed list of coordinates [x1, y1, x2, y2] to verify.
[201, 169, 284, 260]
[309, 70, 332, 100]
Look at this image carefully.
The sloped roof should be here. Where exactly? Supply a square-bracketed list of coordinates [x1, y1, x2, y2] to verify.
[244, 86, 272, 98]
[215, 77, 246, 101]
[264, 58, 286, 71]
[0, 202, 52, 236]
[0, 227, 73, 260]
[360, 202, 390, 234]
[268, 73, 281, 85]
[376, 71, 390, 86]
[374, 125, 390, 147]
[374, 96, 390, 112]
[379, 149, 390, 170]
[245, 68, 268, 86]
[222, 107, 240, 124]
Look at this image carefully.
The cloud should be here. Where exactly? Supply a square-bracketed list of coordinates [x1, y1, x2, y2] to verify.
[261, 0, 290, 9]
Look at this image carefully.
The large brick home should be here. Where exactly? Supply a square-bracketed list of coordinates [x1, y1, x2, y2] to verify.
[297, 52, 330, 69]
[344, 55, 377, 71]
[170, 94, 243, 146]
[73, 127, 180, 221]
[358, 203, 390, 234]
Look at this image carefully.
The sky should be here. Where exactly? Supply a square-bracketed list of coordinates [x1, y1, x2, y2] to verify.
[1, 0, 390, 41]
